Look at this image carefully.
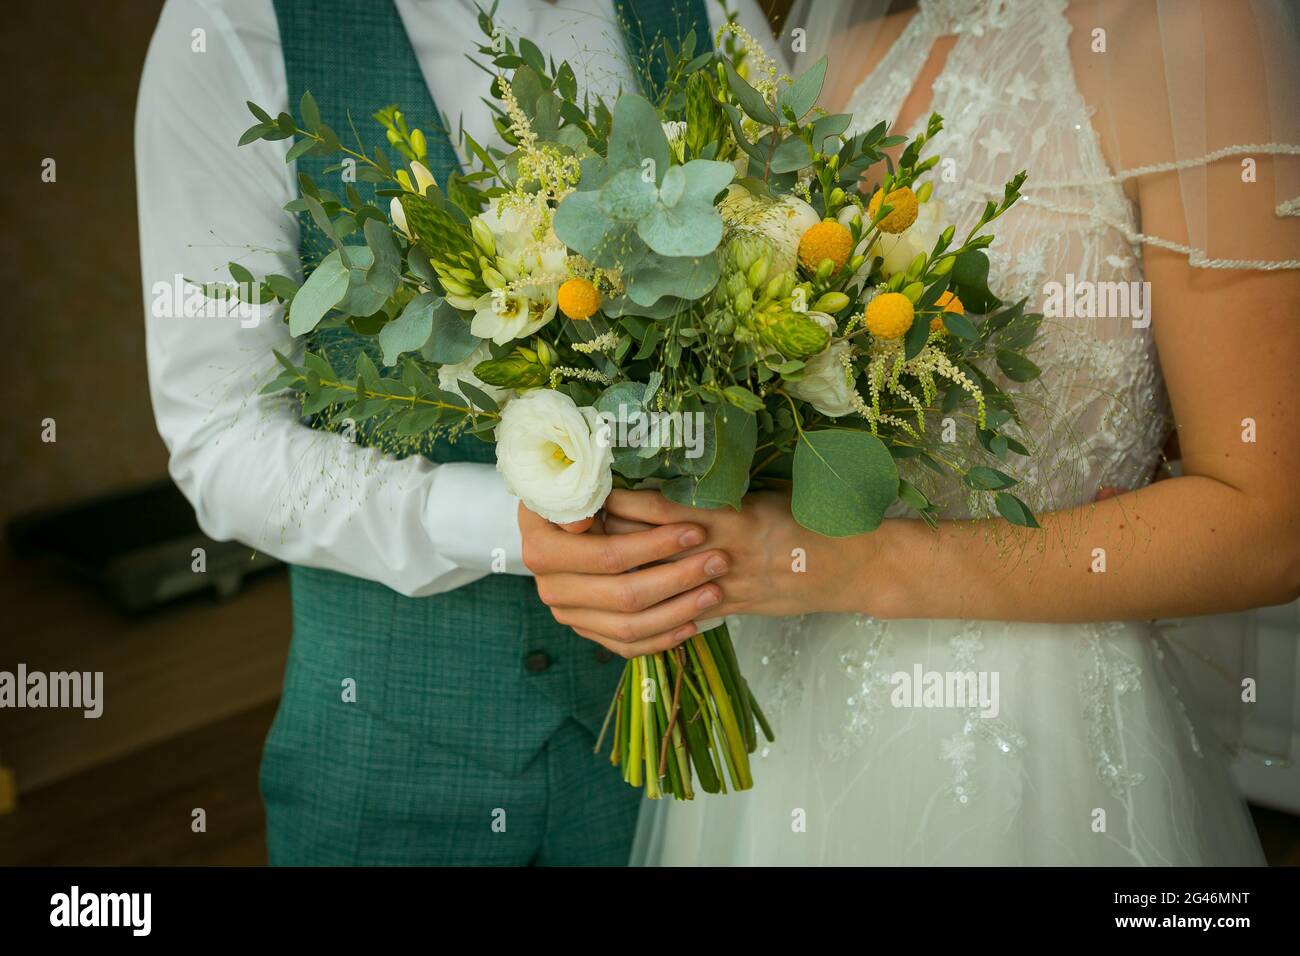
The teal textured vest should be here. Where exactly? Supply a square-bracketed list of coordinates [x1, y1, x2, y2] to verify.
[271, 0, 711, 776]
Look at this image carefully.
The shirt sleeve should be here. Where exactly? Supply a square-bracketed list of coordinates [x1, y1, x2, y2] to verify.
[135, 0, 525, 598]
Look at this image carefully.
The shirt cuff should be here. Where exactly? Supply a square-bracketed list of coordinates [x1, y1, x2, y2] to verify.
[423, 461, 528, 577]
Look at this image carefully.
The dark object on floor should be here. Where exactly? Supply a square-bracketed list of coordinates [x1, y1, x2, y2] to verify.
[6, 480, 279, 612]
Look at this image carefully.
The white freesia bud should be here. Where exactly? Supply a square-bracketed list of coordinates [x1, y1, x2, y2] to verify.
[784, 312, 856, 418]
[496, 389, 613, 524]
[411, 160, 437, 195]
[390, 197, 414, 241]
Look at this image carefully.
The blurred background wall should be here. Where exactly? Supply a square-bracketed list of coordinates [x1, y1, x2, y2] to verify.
[0, 0, 291, 864]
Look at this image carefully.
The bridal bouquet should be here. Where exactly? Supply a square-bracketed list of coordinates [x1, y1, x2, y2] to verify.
[231, 11, 1042, 799]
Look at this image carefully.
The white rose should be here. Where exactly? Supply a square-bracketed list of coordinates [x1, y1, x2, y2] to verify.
[437, 341, 512, 406]
[469, 287, 557, 345]
[718, 186, 820, 273]
[784, 311, 857, 418]
[496, 389, 613, 524]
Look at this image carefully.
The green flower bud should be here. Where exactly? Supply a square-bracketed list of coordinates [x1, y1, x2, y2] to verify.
[726, 272, 748, 301]
[734, 288, 753, 315]
[473, 355, 549, 389]
[763, 273, 786, 302]
[940, 225, 955, 245]
[815, 258, 836, 281]
[830, 187, 845, 206]
[849, 253, 866, 272]
[481, 266, 507, 290]
[915, 180, 933, 203]
[747, 255, 769, 290]
[763, 313, 831, 359]
[386, 128, 402, 146]
[471, 218, 496, 257]
[932, 255, 956, 276]
[902, 281, 925, 303]
[411, 128, 428, 159]
[813, 291, 850, 314]
[906, 252, 927, 280]
[534, 339, 559, 368]
[715, 312, 736, 335]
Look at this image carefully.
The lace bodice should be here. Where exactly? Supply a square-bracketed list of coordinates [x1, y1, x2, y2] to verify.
[845, 0, 1171, 515]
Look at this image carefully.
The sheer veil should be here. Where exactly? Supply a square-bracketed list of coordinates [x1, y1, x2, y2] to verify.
[777, 0, 1299, 764]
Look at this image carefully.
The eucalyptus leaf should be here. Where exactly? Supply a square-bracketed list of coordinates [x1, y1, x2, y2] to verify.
[607, 93, 670, 182]
[995, 491, 1040, 528]
[792, 430, 898, 536]
[378, 292, 439, 365]
[422, 296, 481, 364]
[288, 249, 350, 336]
[964, 466, 1018, 491]
[778, 56, 827, 120]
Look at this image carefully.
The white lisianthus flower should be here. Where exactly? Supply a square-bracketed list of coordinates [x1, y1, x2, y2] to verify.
[437, 341, 512, 407]
[784, 311, 857, 418]
[469, 287, 558, 345]
[662, 121, 688, 161]
[474, 224, 566, 343]
[475, 196, 544, 258]
[496, 388, 613, 524]
[858, 197, 947, 278]
[718, 185, 820, 273]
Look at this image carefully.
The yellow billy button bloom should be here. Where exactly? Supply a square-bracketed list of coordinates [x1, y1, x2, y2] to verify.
[865, 292, 915, 340]
[557, 277, 601, 320]
[931, 290, 964, 332]
[797, 220, 854, 274]
[868, 186, 919, 234]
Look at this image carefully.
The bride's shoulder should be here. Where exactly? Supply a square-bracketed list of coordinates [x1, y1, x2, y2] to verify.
[1068, 0, 1282, 169]
[818, 8, 915, 112]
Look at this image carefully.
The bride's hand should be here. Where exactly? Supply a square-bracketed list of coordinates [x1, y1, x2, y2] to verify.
[603, 488, 880, 619]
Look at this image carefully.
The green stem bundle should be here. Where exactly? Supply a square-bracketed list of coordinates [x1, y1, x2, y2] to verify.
[599, 622, 772, 800]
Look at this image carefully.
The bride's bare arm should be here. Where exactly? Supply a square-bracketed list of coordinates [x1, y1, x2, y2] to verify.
[597, 6, 1300, 626]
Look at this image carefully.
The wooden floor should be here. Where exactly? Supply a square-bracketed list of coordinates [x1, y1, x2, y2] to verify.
[0, 701, 277, 866]
[1, 699, 1298, 866]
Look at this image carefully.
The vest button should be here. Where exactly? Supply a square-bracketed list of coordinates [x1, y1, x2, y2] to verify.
[524, 650, 552, 673]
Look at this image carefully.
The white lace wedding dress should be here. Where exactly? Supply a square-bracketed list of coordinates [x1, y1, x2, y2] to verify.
[633, 0, 1268, 865]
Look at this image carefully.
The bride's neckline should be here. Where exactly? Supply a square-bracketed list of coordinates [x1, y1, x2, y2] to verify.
[915, 0, 1058, 37]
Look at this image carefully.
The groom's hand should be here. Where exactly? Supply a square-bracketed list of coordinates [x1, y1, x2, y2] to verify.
[518, 504, 729, 658]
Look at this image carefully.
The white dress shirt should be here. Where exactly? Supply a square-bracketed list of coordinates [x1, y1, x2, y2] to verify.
[137, 0, 775, 598]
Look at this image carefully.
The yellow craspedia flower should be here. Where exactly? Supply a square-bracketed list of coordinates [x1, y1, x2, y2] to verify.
[865, 292, 914, 340]
[867, 186, 919, 234]
[557, 278, 601, 320]
[931, 290, 964, 332]
[797, 220, 854, 274]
